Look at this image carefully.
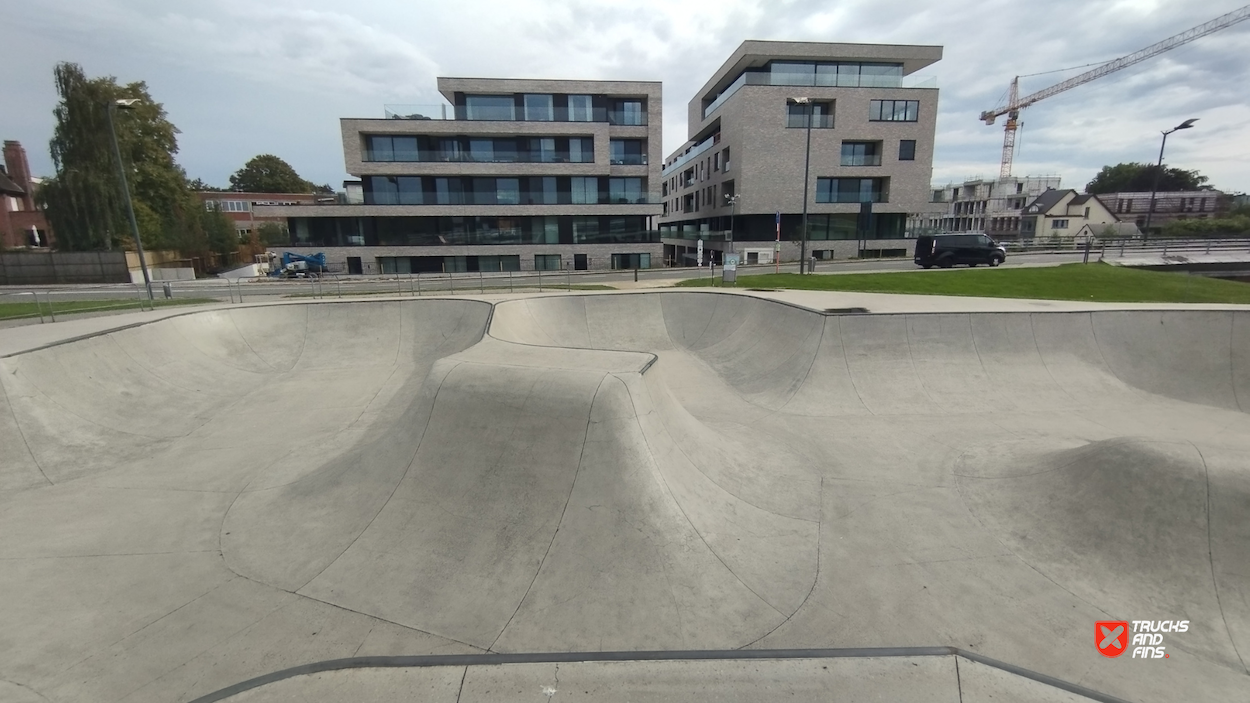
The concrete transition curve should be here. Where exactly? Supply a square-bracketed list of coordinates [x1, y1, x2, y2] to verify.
[0, 292, 1247, 702]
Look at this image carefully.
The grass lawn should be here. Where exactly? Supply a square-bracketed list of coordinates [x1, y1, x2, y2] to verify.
[0, 297, 217, 321]
[675, 262, 1250, 304]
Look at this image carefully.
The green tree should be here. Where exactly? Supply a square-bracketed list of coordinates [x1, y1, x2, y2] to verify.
[37, 62, 200, 252]
[189, 178, 225, 192]
[255, 222, 290, 247]
[1085, 163, 1209, 194]
[229, 154, 314, 193]
[200, 203, 238, 258]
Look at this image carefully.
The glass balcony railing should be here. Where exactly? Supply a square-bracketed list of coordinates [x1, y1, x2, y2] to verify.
[661, 135, 718, 176]
[702, 73, 938, 119]
[364, 193, 655, 206]
[381, 104, 647, 125]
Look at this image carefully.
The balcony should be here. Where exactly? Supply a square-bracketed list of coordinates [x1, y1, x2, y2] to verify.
[381, 104, 647, 125]
[702, 72, 938, 119]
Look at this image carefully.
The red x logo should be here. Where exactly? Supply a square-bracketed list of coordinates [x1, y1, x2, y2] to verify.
[1096, 621, 1129, 658]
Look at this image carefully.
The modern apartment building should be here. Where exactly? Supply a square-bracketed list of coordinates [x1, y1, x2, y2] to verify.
[917, 175, 1063, 240]
[657, 41, 942, 265]
[256, 78, 662, 274]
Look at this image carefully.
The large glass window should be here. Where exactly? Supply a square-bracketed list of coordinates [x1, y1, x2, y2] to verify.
[899, 139, 917, 161]
[496, 178, 520, 205]
[524, 94, 554, 121]
[367, 136, 394, 162]
[816, 178, 889, 203]
[392, 136, 418, 161]
[571, 177, 598, 204]
[397, 176, 422, 205]
[569, 137, 593, 163]
[611, 253, 651, 269]
[869, 100, 919, 122]
[531, 137, 558, 163]
[532, 217, 559, 244]
[465, 95, 515, 120]
[609, 178, 643, 204]
[841, 142, 882, 167]
[568, 95, 593, 122]
[367, 176, 398, 204]
[469, 138, 494, 162]
[609, 139, 647, 165]
[860, 64, 904, 87]
[786, 101, 834, 128]
[534, 254, 562, 270]
[572, 216, 599, 242]
[609, 100, 645, 126]
[771, 62, 816, 85]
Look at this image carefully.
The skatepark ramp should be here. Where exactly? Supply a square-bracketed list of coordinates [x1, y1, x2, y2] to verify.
[0, 292, 1247, 703]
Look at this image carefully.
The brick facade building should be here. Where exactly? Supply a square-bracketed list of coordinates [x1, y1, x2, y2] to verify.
[1, 141, 53, 249]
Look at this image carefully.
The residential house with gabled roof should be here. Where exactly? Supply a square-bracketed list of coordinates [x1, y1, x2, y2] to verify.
[1019, 189, 1117, 241]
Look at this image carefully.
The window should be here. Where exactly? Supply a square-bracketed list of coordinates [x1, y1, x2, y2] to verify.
[722, 147, 730, 172]
[366, 135, 394, 161]
[568, 137, 593, 163]
[1052, 219, 1069, 229]
[496, 178, 520, 205]
[609, 100, 645, 126]
[571, 177, 598, 204]
[869, 100, 919, 122]
[523, 94, 554, 121]
[899, 140, 916, 161]
[572, 216, 599, 242]
[611, 253, 651, 269]
[532, 217, 559, 244]
[535, 254, 562, 270]
[530, 138, 558, 163]
[609, 178, 644, 204]
[610, 139, 647, 165]
[568, 95, 594, 122]
[816, 178, 888, 203]
[397, 177, 422, 205]
[786, 100, 834, 128]
[465, 95, 514, 120]
[841, 142, 881, 167]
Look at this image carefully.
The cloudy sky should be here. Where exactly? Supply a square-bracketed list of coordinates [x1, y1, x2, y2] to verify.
[5, 0, 1249, 194]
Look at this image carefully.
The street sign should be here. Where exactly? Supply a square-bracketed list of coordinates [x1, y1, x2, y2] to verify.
[697, 239, 704, 266]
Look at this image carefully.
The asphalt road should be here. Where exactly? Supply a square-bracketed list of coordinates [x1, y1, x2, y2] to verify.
[0, 252, 1091, 307]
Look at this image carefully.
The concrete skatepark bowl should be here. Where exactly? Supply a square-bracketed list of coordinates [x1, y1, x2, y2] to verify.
[0, 291, 1247, 702]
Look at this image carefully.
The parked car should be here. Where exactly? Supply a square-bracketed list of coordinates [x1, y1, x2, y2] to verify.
[914, 234, 1007, 269]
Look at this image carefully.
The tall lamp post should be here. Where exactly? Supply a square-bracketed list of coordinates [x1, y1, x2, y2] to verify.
[724, 192, 741, 253]
[788, 97, 814, 274]
[106, 98, 153, 299]
[1143, 118, 1198, 239]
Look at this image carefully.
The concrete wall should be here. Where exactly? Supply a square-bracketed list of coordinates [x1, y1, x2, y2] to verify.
[273, 243, 664, 274]
[0, 251, 129, 285]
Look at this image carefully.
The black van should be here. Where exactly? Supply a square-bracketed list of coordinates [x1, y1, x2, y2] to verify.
[914, 234, 1006, 269]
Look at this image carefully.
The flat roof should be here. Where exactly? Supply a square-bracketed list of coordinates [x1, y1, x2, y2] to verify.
[694, 40, 943, 104]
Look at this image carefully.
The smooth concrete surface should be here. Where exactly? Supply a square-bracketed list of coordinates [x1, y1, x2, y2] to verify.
[1, 290, 1248, 702]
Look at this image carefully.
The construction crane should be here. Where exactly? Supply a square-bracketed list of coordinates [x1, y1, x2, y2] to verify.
[981, 4, 1250, 178]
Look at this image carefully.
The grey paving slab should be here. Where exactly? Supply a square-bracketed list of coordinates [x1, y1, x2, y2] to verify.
[0, 290, 1248, 702]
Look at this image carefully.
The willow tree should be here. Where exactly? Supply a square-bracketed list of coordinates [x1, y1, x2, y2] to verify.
[38, 62, 202, 253]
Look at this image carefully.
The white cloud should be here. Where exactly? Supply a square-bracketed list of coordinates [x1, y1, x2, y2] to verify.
[4, 0, 1248, 193]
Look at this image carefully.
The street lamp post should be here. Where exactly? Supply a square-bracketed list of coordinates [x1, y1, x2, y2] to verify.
[788, 97, 815, 274]
[1143, 118, 1198, 239]
[724, 192, 741, 253]
[106, 98, 153, 300]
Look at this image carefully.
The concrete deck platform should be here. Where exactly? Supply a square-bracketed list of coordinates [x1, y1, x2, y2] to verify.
[1, 290, 1247, 702]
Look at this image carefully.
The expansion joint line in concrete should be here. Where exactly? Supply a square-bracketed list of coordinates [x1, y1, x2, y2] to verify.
[183, 647, 1136, 703]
